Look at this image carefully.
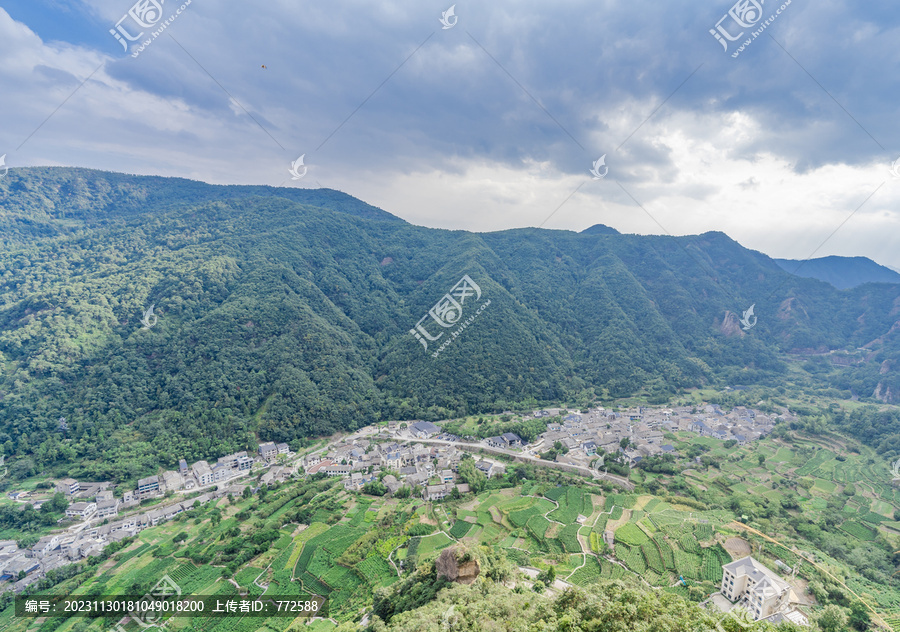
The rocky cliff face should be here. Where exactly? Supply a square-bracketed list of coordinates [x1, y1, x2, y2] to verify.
[874, 381, 896, 404]
[435, 547, 480, 585]
[718, 311, 744, 337]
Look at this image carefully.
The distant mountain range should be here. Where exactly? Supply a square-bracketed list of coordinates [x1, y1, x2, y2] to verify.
[774, 256, 900, 289]
[0, 167, 898, 481]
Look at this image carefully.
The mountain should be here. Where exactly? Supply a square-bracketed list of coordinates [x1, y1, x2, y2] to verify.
[0, 167, 899, 481]
[580, 223, 620, 235]
[774, 255, 900, 289]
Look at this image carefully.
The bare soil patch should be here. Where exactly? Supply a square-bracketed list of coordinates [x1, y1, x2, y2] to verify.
[724, 536, 751, 559]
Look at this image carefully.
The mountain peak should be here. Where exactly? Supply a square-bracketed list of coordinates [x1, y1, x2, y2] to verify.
[580, 224, 620, 235]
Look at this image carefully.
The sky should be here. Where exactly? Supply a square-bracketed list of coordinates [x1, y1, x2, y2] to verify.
[1, 0, 899, 269]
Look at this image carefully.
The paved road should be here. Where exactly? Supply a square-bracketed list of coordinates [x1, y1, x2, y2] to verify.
[390, 434, 634, 490]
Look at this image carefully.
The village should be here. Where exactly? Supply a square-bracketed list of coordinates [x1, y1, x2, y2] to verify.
[0, 401, 786, 595]
[300, 402, 784, 498]
[0, 442, 298, 593]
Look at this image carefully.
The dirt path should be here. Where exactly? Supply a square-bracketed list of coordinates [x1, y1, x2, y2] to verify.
[564, 553, 587, 581]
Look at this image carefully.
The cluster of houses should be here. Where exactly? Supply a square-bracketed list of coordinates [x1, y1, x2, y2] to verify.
[303, 431, 503, 501]
[534, 404, 780, 469]
[0, 488, 238, 593]
[50, 444, 294, 524]
[304, 402, 780, 499]
[0, 442, 297, 594]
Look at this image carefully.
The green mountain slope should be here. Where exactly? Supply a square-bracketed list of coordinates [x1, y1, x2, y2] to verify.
[774, 256, 900, 290]
[0, 167, 898, 479]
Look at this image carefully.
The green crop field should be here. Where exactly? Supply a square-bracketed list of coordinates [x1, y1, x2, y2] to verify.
[558, 524, 582, 553]
[616, 543, 647, 574]
[841, 520, 877, 540]
[526, 515, 552, 540]
[605, 493, 638, 510]
[356, 556, 398, 587]
[568, 555, 603, 587]
[653, 534, 676, 571]
[416, 532, 455, 559]
[547, 486, 592, 524]
[641, 541, 666, 575]
[614, 522, 650, 546]
[496, 496, 535, 513]
[509, 507, 541, 528]
[813, 478, 837, 493]
[449, 520, 473, 538]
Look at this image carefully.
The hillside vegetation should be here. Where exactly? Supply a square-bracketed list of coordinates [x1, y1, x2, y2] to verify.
[0, 168, 898, 481]
[3, 421, 898, 632]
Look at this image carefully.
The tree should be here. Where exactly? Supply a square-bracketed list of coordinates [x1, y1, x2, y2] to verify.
[757, 454, 765, 466]
[814, 605, 848, 632]
[620, 437, 630, 449]
[537, 566, 555, 585]
[456, 460, 488, 493]
[394, 486, 411, 499]
[41, 493, 68, 514]
[848, 601, 871, 631]
[362, 481, 388, 496]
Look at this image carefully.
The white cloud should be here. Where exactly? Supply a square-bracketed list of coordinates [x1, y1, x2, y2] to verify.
[1, 1, 898, 268]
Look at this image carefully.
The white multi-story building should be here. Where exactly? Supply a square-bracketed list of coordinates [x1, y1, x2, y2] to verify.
[192, 461, 213, 486]
[95, 500, 120, 519]
[212, 464, 231, 483]
[65, 502, 97, 520]
[56, 478, 80, 495]
[162, 470, 183, 492]
[721, 557, 791, 620]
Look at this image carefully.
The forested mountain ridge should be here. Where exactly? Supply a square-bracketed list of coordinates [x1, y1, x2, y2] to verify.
[0, 167, 898, 482]
[0, 166, 399, 243]
[774, 255, 900, 289]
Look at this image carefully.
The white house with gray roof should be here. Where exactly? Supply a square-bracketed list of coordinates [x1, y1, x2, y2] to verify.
[721, 556, 791, 620]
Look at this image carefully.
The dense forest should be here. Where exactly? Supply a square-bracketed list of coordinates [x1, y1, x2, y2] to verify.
[0, 167, 898, 482]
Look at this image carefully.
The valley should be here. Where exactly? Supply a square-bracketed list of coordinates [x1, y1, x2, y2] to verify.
[0, 398, 899, 631]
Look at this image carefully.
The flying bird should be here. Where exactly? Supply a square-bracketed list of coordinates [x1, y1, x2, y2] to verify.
[261, 65, 267, 70]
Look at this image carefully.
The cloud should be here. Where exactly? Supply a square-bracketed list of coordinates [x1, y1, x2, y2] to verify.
[0, 0, 898, 267]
